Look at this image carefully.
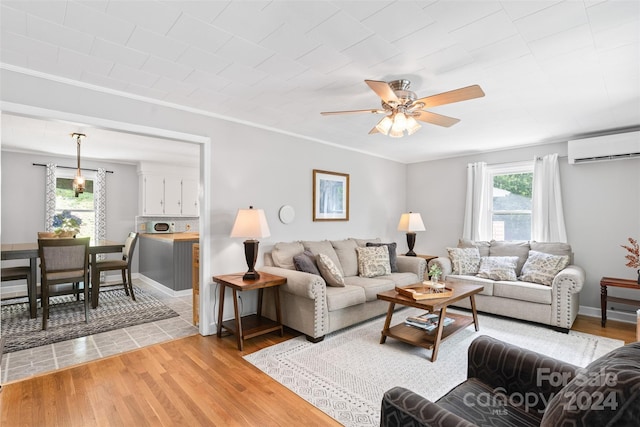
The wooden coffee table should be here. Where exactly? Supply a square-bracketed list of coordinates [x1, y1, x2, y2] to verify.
[377, 283, 484, 362]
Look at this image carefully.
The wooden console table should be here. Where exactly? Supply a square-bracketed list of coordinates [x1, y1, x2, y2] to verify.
[600, 277, 640, 327]
[213, 272, 286, 351]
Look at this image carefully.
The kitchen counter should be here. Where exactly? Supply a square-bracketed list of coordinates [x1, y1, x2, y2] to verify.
[140, 232, 199, 242]
[139, 233, 199, 292]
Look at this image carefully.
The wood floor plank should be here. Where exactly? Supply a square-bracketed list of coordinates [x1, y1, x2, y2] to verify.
[1, 315, 635, 426]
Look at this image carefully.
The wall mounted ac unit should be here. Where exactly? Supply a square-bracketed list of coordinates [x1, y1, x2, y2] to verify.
[568, 131, 640, 164]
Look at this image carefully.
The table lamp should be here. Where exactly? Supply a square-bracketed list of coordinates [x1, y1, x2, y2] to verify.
[230, 206, 271, 280]
[397, 212, 425, 256]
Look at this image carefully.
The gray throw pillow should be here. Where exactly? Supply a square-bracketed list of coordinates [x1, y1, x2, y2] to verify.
[293, 250, 320, 276]
[366, 242, 398, 272]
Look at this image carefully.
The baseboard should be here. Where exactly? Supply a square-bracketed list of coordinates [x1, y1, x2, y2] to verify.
[137, 274, 192, 298]
[579, 305, 637, 324]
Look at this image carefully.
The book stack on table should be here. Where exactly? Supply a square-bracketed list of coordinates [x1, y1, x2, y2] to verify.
[405, 312, 455, 331]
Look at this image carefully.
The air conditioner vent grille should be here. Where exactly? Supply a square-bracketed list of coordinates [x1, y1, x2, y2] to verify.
[573, 152, 640, 164]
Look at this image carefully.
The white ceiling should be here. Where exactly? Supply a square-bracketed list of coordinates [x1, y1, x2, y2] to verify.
[1, 0, 639, 164]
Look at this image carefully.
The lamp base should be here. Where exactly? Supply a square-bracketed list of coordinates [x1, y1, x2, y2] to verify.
[242, 240, 261, 281]
[405, 232, 417, 257]
[242, 270, 260, 281]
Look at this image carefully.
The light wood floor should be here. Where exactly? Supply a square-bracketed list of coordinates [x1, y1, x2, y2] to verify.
[1, 315, 636, 426]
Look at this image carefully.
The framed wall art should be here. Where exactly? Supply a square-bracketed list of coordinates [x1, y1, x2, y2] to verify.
[313, 169, 349, 221]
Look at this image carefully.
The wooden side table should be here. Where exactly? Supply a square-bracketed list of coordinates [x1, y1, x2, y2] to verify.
[213, 271, 286, 351]
[416, 254, 439, 279]
[600, 277, 640, 327]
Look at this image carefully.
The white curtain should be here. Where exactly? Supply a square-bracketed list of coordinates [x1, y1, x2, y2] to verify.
[44, 163, 57, 231]
[532, 153, 568, 243]
[94, 168, 107, 243]
[462, 162, 491, 241]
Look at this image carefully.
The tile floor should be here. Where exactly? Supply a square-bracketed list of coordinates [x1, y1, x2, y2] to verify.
[1, 279, 198, 384]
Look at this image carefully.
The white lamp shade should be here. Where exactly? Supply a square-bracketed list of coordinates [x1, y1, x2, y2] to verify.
[230, 207, 271, 239]
[397, 212, 425, 232]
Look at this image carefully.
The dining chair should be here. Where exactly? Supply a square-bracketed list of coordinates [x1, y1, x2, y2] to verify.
[38, 237, 91, 330]
[93, 232, 139, 301]
[1, 266, 32, 297]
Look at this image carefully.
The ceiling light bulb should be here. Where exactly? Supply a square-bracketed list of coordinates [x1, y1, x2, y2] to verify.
[392, 112, 407, 133]
[406, 116, 421, 135]
[389, 128, 404, 138]
[375, 116, 393, 135]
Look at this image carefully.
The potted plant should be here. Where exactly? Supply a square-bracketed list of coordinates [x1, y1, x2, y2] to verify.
[429, 264, 442, 284]
[52, 210, 82, 237]
[621, 237, 640, 284]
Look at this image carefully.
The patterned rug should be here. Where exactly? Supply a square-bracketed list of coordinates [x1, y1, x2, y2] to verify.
[244, 308, 624, 427]
[1, 286, 178, 353]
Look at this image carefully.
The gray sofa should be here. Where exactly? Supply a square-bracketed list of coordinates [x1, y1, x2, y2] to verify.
[381, 335, 640, 427]
[428, 240, 585, 331]
[260, 238, 426, 342]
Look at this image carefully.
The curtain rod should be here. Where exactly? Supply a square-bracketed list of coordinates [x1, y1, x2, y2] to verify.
[32, 163, 114, 173]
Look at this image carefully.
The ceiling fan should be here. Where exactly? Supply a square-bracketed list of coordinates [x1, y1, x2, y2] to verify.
[321, 79, 485, 138]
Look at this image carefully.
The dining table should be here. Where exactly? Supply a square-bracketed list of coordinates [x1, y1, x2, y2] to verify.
[1, 239, 125, 318]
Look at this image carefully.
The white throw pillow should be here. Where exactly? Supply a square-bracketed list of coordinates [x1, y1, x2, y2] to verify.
[476, 256, 519, 281]
[316, 253, 345, 287]
[356, 246, 391, 278]
[447, 247, 481, 275]
[520, 250, 570, 286]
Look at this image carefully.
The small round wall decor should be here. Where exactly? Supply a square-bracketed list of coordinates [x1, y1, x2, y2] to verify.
[278, 205, 295, 224]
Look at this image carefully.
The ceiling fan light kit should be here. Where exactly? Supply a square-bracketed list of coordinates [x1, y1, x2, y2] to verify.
[322, 79, 485, 138]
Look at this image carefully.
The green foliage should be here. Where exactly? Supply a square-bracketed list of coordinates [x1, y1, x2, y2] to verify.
[493, 173, 533, 198]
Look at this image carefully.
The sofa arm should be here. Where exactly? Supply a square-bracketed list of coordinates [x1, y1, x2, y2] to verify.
[260, 266, 326, 300]
[381, 387, 477, 427]
[428, 257, 452, 277]
[467, 336, 578, 413]
[396, 256, 427, 280]
[552, 265, 585, 294]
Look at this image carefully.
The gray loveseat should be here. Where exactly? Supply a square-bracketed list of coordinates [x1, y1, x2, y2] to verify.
[428, 240, 585, 331]
[260, 238, 426, 342]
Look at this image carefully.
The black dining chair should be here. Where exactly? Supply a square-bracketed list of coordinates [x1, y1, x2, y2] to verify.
[38, 237, 91, 330]
[0, 266, 32, 296]
[93, 232, 139, 301]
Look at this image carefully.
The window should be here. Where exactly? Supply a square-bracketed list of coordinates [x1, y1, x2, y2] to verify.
[55, 172, 95, 240]
[488, 162, 533, 241]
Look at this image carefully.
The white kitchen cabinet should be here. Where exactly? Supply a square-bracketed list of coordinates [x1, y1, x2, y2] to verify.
[181, 178, 199, 216]
[141, 175, 198, 216]
[143, 175, 165, 215]
[164, 178, 183, 215]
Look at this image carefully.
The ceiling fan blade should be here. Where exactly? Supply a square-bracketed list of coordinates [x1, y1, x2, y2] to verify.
[414, 85, 485, 108]
[320, 109, 385, 115]
[365, 80, 399, 104]
[414, 111, 460, 127]
[368, 126, 379, 135]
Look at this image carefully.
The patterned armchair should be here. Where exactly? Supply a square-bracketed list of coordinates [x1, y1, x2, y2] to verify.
[380, 335, 640, 427]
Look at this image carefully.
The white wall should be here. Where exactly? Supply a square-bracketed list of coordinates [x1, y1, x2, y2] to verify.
[0, 69, 408, 335]
[407, 142, 640, 319]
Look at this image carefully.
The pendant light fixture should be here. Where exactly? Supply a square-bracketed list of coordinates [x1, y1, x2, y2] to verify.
[72, 133, 86, 197]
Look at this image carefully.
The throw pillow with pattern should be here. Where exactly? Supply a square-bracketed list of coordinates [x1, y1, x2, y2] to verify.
[316, 253, 345, 287]
[447, 247, 481, 275]
[366, 242, 398, 272]
[476, 256, 519, 281]
[356, 246, 391, 278]
[520, 250, 570, 286]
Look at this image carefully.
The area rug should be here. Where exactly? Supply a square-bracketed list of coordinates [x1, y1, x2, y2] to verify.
[244, 308, 624, 427]
[1, 286, 179, 353]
